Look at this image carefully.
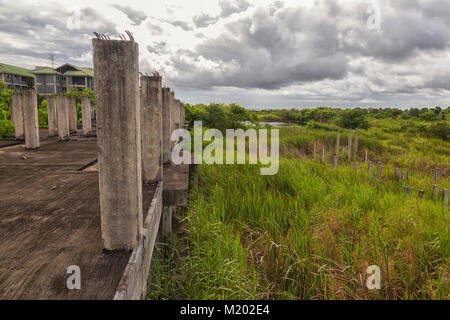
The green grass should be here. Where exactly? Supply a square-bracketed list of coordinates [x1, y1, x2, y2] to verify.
[148, 119, 449, 300]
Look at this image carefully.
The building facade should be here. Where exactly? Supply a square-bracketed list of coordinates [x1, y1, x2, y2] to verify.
[0, 63, 34, 90]
[33, 63, 94, 95]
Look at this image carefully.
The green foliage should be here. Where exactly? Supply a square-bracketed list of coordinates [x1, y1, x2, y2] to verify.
[38, 98, 48, 128]
[306, 120, 338, 131]
[0, 79, 14, 138]
[66, 87, 95, 123]
[335, 109, 370, 129]
[66, 87, 96, 106]
[149, 108, 449, 300]
[0, 120, 14, 138]
[185, 102, 253, 132]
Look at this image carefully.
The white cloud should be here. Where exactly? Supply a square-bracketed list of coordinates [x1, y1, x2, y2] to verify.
[0, 0, 449, 108]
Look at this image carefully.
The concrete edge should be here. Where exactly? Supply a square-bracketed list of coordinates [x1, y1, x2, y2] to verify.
[113, 181, 164, 300]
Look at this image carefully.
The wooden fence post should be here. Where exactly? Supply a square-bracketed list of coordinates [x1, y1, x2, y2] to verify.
[395, 168, 400, 180]
[433, 185, 439, 199]
[401, 171, 407, 182]
[313, 141, 317, 159]
[443, 189, 449, 207]
[418, 190, 425, 200]
[364, 149, 369, 163]
[368, 160, 373, 173]
[354, 128, 359, 160]
[322, 146, 326, 163]
[336, 130, 340, 153]
[433, 168, 440, 185]
[348, 128, 352, 162]
[333, 155, 338, 168]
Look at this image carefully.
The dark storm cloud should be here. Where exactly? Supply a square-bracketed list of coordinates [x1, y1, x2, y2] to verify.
[111, 4, 148, 25]
[426, 74, 450, 91]
[173, 5, 348, 89]
[167, 0, 450, 97]
[342, 2, 450, 62]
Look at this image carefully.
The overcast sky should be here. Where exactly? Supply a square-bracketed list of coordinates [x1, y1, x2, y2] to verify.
[0, 0, 449, 109]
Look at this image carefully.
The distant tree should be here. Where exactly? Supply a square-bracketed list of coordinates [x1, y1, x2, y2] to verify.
[336, 109, 370, 129]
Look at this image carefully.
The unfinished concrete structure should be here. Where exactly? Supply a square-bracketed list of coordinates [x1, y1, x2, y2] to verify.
[47, 96, 58, 137]
[0, 34, 189, 300]
[81, 96, 92, 135]
[0, 62, 34, 90]
[11, 93, 24, 140]
[68, 97, 78, 133]
[22, 90, 40, 149]
[57, 95, 70, 140]
[140, 74, 163, 183]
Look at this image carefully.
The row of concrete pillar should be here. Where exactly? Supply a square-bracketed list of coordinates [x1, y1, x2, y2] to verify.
[93, 38, 186, 251]
[11, 91, 94, 147]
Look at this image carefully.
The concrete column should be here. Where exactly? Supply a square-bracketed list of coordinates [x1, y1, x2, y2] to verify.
[81, 96, 92, 135]
[93, 38, 143, 251]
[22, 90, 39, 149]
[140, 74, 163, 183]
[180, 103, 185, 127]
[57, 95, 70, 140]
[174, 99, 181, 129]
[47, 96, 58, 137]
[11, 93, 24, 140]
[162, 87, 172, 164]
[169, 91, 177, 143]
[68, 97, 78, 133]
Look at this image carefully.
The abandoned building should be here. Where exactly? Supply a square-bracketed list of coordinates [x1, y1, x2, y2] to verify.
[0, 62, 34, 90]
[33, 63, 94, 95]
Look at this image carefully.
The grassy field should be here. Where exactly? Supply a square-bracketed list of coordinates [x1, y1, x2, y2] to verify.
[148, 116, 449, 300]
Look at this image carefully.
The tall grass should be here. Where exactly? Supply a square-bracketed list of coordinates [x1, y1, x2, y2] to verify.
[148, 122, 449, 300]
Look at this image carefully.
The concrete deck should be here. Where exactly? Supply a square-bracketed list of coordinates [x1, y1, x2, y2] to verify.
[0, 134, 170, 299]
